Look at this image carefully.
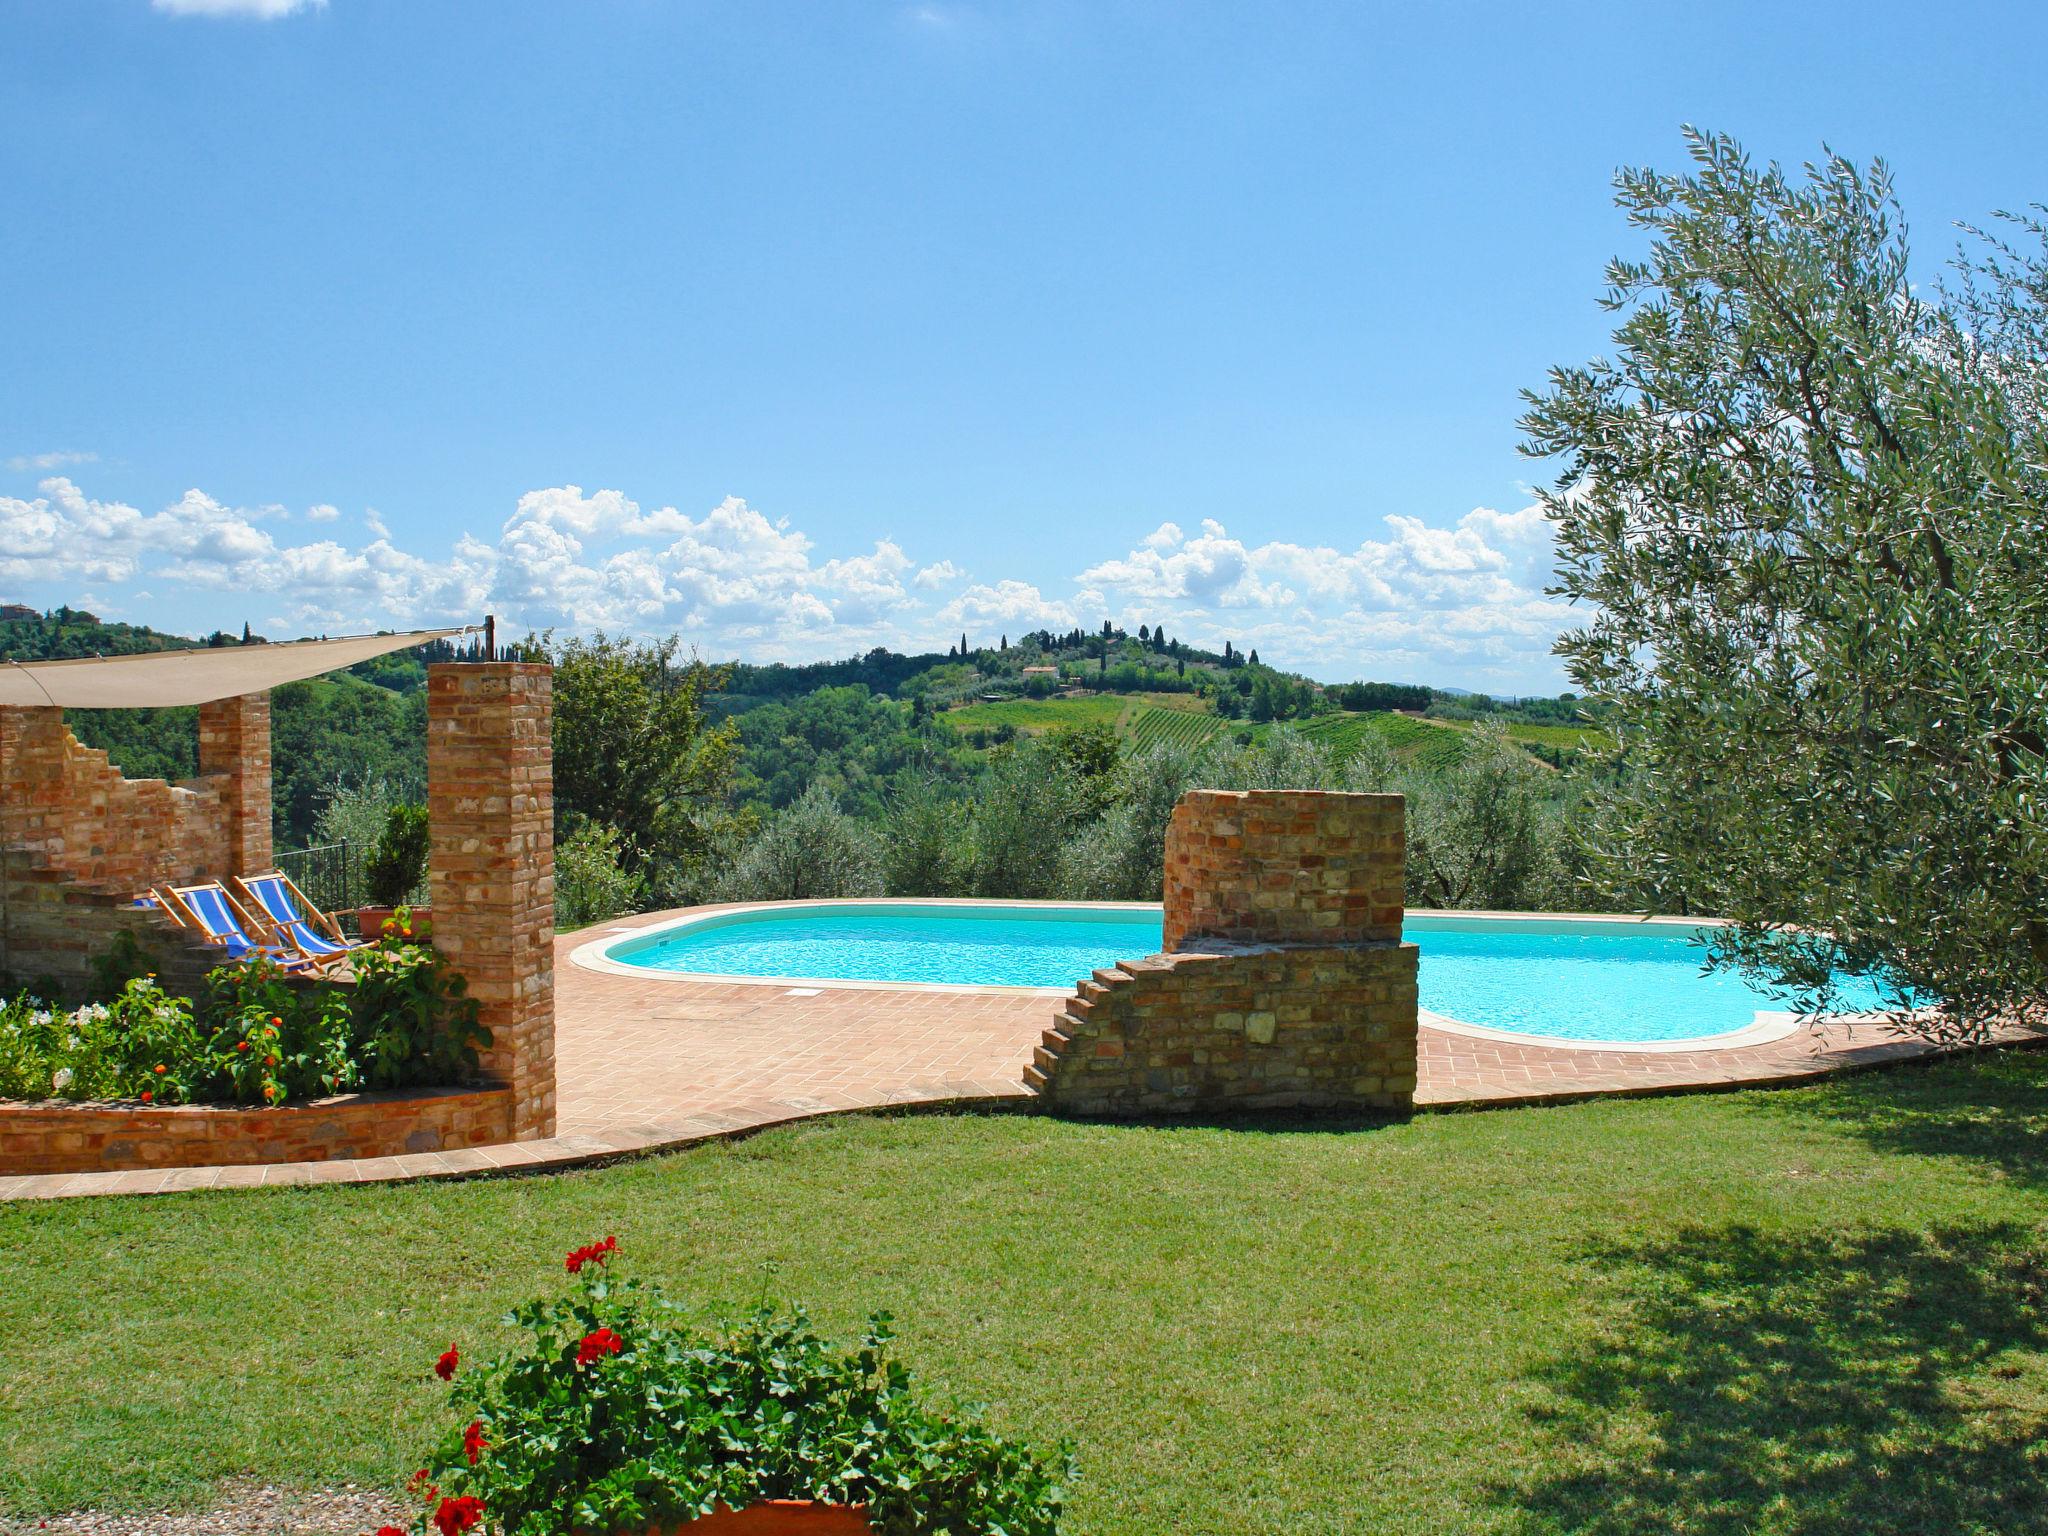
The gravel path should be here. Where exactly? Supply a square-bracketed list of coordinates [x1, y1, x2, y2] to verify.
[0, 1483, 405, 1536]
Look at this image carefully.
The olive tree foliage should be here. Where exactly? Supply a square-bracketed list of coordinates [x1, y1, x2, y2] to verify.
[1403, 723, 1566, 912]
[554, 820, 646, 931]
[1521, 129, 2048, 1037]
[719, 783, 884, 902]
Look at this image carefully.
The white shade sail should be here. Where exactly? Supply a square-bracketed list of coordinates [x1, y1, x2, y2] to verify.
[0, 627, 478, 709]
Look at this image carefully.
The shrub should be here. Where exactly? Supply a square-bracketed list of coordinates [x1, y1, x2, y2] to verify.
[554, 821, 645, 931]
[720, 784, 883, 903]
[203, 958, 358, 1104]
[881, 779, 972, 897]
[0, 923, 488, 1107]
[0, 976, 202, 1103]
[346, 917, 489, 1089]
[404, 1238, 1073, 1536]
[364, 804, 431, 908]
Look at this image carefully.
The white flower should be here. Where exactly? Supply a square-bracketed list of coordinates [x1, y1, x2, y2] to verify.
[51, 1067, 73, 1092]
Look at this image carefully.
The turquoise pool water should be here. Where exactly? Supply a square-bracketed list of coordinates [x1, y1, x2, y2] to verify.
[606, 903, 1894, 1043]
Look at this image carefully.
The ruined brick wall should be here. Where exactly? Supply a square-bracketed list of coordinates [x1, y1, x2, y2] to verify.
[427, 662, 556, 1141]
[1, 701, 271, 994]
[1031, 789, 1419, 1116]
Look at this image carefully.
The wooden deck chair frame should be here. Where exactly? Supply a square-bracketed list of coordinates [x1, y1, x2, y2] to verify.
[233, 868, 354, 948]
[158, 880, 314, 972]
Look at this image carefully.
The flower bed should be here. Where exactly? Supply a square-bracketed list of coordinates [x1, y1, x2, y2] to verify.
[0, 1082, 513, 1177]
[0, 913, 486, 1109]
[0, 914, 506, 1177]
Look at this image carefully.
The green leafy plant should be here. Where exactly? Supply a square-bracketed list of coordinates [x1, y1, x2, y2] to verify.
[0, 976, 203, 1104]
[365, 803, 431, 909]
[1, 922, 488, 1107]
[554, 820, 646, 932]
[202, 958, 358, 1104]
[404, 1239, 1073, 1536]
[347, 912, 489, 1089]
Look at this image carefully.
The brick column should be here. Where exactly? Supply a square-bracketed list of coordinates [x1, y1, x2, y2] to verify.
[196, 692, 272, 876]
[1031, 788, 1419, 1116]
[427, 662, 556, 1140]
[1163, 788, 1406, 949]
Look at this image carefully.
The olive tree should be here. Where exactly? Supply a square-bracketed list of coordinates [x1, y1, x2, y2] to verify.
[1522, 129, 2048, 1038]
[720, 783, 883, 902]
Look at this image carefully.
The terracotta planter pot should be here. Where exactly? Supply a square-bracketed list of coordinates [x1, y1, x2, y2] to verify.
[662, 1503, 871, 1535]
[356, 906, 432, 940]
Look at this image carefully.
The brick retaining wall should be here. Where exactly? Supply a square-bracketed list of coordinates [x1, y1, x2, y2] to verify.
[1031, 789, 1420, 1116]
[0, 1084, 514, 1177]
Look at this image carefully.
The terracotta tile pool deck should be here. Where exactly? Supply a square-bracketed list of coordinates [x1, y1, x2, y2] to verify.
[0, 909, 2009, 1201]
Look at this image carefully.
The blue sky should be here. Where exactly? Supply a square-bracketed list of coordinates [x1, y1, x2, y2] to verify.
[3, 0, 2042, 690]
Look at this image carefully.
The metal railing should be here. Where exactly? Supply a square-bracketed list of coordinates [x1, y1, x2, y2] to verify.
[274, 839, 359, 927]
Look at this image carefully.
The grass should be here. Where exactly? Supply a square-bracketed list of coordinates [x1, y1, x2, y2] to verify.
[7, 1053, 2048, 1533]
[941, 693, 1210, 739]
[941, 694, 1134, 735]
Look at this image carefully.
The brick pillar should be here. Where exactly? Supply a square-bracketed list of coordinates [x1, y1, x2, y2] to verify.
[1031, 788, 1419, 1116]
[427, 662, 556, 1140]
[197, 692, 272, 876]
[1163, 788, 1406, 950]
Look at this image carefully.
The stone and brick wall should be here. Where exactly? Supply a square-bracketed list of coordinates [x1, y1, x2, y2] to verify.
[427, 662, 557, 1141]
[1030, 789, 1419, 1116]
[0, 699, 272, 996]
[0, 1084, 514, 1177]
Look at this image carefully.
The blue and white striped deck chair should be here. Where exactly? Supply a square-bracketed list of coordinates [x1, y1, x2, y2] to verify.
[159, 882, 313, 972]
[234, 870, 370, 970]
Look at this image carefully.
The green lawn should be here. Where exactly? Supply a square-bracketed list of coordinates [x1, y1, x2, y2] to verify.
[941, 694, 1135, 734]
[6, 1055, 2048, 1533]
[941, 693, 1208, 738]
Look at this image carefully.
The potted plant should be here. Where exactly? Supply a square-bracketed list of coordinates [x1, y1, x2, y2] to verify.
[359, 803, 431, 938]
[384, 1237, 1072, 1536]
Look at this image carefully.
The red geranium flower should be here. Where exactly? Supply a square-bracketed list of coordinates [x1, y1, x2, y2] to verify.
[376, 1527, 407, 1536]
[407, 1469, 434, 1494]
[434, 1344, 459, 1381]
[139, 1090, 152, 1103]
[432, 1494, 486, 1536]
[575, 1326, 623, 1366]
[462, 1418, 487, 1465]
[564, 1234, 619, 1273]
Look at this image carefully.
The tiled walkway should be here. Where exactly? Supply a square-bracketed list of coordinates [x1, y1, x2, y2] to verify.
[0, 908, 2000, 1200]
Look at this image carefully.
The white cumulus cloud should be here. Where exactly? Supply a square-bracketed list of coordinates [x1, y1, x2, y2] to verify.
[0, 474, 1574, 687]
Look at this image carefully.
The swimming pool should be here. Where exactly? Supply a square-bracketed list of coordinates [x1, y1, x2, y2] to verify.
[588, 901, 1894, 1045]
